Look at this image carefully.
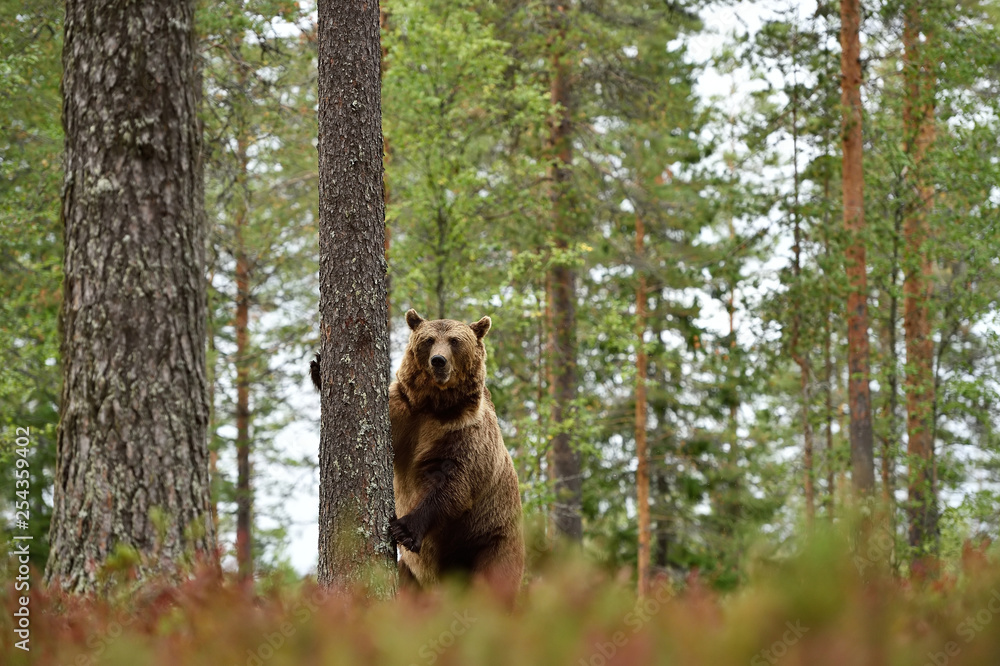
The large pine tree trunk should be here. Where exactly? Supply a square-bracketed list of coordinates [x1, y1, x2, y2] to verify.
[839, 0, 876, 495]
[316, 0, 395, 590]
[47, 0, 215, 591]
[902, 3, 938, 559]
[546, 3, 582, 542]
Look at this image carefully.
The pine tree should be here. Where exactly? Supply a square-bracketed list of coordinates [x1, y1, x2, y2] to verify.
[315, 0, 395, 591]
[901, 0, 938, 562]
[201, 0, 319, 579]
[839, 0, 876, 495]
[47, 0, 215, 591]
[0, 0, 63, 569]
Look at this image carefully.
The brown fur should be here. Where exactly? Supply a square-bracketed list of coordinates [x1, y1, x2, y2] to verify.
[389, 310, 524, 606]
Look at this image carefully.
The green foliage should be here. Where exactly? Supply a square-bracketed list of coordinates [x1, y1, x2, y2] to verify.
[200, 0, 320, 576]
[382, 0, 550, 321]
[0, 0, 63, 569]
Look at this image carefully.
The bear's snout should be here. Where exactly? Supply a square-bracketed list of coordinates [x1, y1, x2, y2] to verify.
[428, 348, 453, 385]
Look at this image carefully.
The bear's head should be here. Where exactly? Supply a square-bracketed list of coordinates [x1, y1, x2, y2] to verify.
[398, 309, 491, 412]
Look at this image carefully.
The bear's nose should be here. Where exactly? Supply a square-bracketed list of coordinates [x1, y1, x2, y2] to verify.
[431, 355, 447, 369]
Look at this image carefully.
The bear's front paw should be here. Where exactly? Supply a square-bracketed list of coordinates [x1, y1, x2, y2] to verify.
[390, 515, 422, 554]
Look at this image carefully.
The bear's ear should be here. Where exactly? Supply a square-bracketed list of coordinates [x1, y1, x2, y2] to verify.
[405, 309, 425, 331]
[470, 316, 491, 340]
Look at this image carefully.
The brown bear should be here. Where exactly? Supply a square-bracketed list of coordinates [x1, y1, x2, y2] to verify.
[310, 309, 524, 604]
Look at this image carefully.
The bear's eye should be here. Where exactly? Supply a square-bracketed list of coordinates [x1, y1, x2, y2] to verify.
[424, 337, 436, 346]
[449, 337, 460, 346]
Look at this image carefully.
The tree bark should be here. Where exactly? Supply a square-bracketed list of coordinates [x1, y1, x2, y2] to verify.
[635, 215, 650, 596]
[902, 2, 938, 558]
[47, 0, 215, 591]
[316, 0, 395, 590]
[546, 2, 582, 542]
[208, 323, 220, 536]
[839, 0, 876, 495]
[234, 181, 252, 580]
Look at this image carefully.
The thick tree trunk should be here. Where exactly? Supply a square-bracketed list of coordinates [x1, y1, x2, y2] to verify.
[316, 0, 395, 590]
[47, 0, 215, 591]
[635, 216, 650, 596]
[547, 3, 582, 542]
[839, 0, 876, 495]
[902, 3, 938, 559]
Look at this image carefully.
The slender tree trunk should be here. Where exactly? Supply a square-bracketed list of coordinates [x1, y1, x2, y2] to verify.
[316, 0, 395, 590]
[547, 2, 582, 542]
[796, 353, 815, 524]
[902, 3, 938, 560]
[635, 216, 650, 596]
[824, 299, 835, 520]
[380, 6, 392, 325]
[839, 0, 876, 495]
[207, 300, 220, 536]
[435, 208, 447, 319]
[234, 196, 252, 580]
[788, 75, 815, 525]
[653, 467, 670, 571]
[47, 0, 215, 591]
[723, 105, 742, 539]
[881, 211, 902, 513]
[821, 29, 837, 519]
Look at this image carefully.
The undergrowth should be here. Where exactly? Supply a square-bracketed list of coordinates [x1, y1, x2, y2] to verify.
[1, 528, 999, 666]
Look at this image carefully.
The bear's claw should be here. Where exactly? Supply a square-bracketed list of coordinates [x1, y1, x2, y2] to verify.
[390, 515, 421, 554]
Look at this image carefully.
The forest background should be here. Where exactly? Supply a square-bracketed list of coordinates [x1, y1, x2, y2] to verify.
[2, 0, 1000, 592]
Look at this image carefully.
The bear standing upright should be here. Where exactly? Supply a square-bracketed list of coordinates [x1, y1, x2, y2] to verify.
[311, 309, 524, 604]
[390, 309, 524, 602]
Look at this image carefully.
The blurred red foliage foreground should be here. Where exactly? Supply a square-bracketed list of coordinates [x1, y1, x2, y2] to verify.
[2, 533, 999, 666]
